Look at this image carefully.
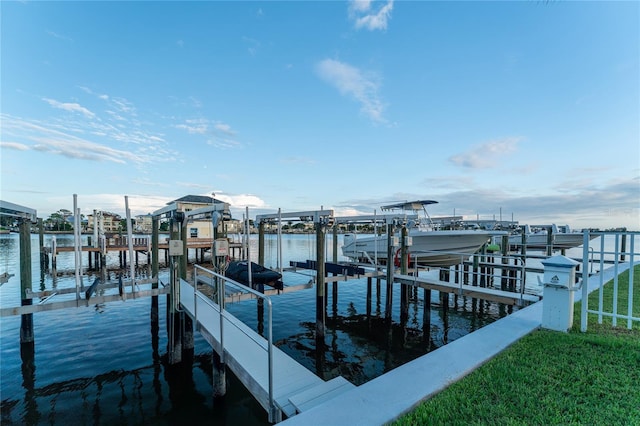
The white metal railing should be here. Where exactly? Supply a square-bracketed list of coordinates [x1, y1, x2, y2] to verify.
[581, 230, 639, 331]
[190, 265, 277, 422]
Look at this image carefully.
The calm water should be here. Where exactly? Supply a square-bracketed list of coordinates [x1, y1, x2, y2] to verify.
[4, 232, 627, 425]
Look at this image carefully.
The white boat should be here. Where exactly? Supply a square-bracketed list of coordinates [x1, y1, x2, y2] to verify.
[341, 200, 494, 267]
[508, 224, 594, 251]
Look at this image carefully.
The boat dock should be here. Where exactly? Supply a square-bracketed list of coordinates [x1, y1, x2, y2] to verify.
[181, 266, 356, 422]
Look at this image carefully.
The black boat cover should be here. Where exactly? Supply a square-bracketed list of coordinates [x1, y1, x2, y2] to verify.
[226, 261, 283, 290]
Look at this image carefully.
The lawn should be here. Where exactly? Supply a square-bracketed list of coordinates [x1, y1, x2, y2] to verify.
[392, 265, 640, 426]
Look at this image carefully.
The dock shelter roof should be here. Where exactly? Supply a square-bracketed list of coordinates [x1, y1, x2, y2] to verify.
[0, 200, 37, 221]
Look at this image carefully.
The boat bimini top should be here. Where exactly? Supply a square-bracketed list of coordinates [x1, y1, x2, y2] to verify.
[380, 200, 438, 211]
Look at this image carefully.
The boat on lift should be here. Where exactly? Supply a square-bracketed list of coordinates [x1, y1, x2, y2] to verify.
[225, 260, 283, 290]
[508, 224, 595, 251]
[341, 200, 496, 267]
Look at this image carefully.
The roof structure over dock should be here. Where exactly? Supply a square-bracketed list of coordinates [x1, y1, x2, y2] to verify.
[0, 200, 37, 221]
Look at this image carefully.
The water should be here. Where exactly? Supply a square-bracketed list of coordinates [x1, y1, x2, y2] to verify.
[6, 232, 629, 425]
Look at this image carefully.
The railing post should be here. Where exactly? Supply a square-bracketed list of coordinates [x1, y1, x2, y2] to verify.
[580, 230, 590, 332]
[627, 234, 635, 329]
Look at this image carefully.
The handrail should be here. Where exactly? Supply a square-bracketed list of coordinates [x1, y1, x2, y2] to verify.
[192, 264, 276, 422]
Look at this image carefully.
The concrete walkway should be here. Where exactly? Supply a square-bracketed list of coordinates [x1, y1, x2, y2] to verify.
[281, 263, 630, 425]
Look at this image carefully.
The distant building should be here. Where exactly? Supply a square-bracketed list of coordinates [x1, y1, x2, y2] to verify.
[134, 214, 154, 233]
[168, 195, 235, 238]
[86, 211, 122, 234]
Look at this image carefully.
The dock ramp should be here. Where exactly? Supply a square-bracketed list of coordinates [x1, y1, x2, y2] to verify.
[179, 266, 355, 422]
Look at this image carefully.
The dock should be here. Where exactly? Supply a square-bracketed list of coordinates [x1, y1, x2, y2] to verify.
[180, 267, 356, 422]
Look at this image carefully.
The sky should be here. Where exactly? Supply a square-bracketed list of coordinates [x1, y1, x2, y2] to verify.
[1, 1, 639, 230]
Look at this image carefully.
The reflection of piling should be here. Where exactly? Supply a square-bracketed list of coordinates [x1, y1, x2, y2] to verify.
[20, 339, 37, 422]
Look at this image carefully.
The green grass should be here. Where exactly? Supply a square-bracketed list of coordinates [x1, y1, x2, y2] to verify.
[392, 265, 640, 426]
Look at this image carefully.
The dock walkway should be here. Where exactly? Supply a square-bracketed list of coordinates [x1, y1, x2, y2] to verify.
[178, 277, 355, 422]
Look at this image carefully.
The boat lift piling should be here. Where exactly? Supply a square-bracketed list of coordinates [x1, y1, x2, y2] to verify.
[0, 201, 38, 350]
[256, 208, 334, 341]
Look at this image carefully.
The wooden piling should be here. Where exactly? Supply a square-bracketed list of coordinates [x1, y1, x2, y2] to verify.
[38, 218, 46, 271]
[258, 221, 265, 266]
[315, 220, 326, 340]
[400, 226, 409, 324]
[212, 351, 226, 398]
[500, 235, 509, 291]
[181, 216, 194, 355]
[423, 288, 432, 343]
[19, 219, 34, 344]
[366, 277, 372, 317]
[167, 218, 182, 365]
[385, 223, 394, 320]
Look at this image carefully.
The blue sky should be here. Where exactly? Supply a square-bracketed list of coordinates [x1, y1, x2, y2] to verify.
[1, 1, 638, 230]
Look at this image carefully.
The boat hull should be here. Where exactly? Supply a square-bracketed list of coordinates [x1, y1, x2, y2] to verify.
[341, 230, 492, 267]
[508, 233, 595, 250]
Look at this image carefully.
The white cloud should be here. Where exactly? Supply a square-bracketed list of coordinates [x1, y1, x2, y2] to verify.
[217, 193, 266, 209]
[1, 114, 173, 164]
[214, 122, 235, 136]
[43, 98, 95, 118]
[207, 137, 240, 149]
[46, 30, 73, 41]
[0, 141, 30, 151]
[449, 137, 522, 169]
[242, 36, 261, 56]
[316, 58, 386, 123]
[57, 193, 175, 217]
[175, 118, 209, 134]
[348, 0, 394, 31]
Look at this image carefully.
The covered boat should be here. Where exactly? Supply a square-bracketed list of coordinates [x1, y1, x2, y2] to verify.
[225, 261, 283, 290]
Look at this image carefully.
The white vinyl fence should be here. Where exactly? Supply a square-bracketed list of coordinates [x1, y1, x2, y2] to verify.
[580, 230, 639, 331]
